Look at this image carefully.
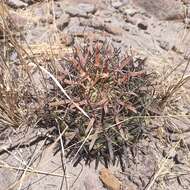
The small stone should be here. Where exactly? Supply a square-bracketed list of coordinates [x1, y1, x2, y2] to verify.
[56, 14, 70, 30]
[182, 0, 190, 5]
[112, 37, 122, 43]
[105, 24, 123, 35]
[112, 1, 123, 9]
[137, 21, 148, 30]
[7, 0, 28, 8]
[184, 17, 190, 29]
[173, 153, 185, 164]
[47, 16, 53, 24]
[134, 0, 184, 20]
[9, 12, 28, 29]
[78, 3, 96, 14]
[157, 40, 170, 51]
[122, 25, 130, 31]
[125, 17, 137, 25]
[122, 8, 138, 16]
[50, 4, 63, 19]
[39, 17, 47, 24]
[65, 3, 96, 17]
[99, 168, 121, 190]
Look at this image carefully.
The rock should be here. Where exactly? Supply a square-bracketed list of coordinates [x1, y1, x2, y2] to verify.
[184, 17, 190, 29]
[6, 0, 28, 8]
[112, 0, 129, 9]
[9, 12, 28, 29]
[122, 7, 138, 16]
[182, 0, 190, 5]
[157, 40, 170, 51]
[65, 3, 96, 17]
[174, 150, 186, 164]
[105, 24, 123, 35]
[133, 0, 185, 20]
[78, 3, 96, 14]
[34, 6, 47, 17]
[47, 16, 53, 24]
[50, 4, 63, 19]
[112, 36, 122, 43]
[99, 168, 121, 190]
[39, 17, 47, 25]
[112, 1, 123, 9]
[80, 17, 123, 35]
[125, 17, 137, 25]
[122, 25, 130, 31]
[137, 21, 148, 30]
[66, 17, 91, 36]
[56, 14, 70, 30]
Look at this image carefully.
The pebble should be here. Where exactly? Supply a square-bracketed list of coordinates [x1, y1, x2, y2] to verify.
[7, 0, 28, 8]
[184, 17, 190, 29]
[65, 3, 96, 17]
[99, 168, 121, 190]
[50, 5, 63, 19]
[105, 24, 123, 35]
[122, 25, 130, 31]
[122, 8, 138, 16]
[112, 36, 122, 43]
[137, 21, 148, 30]
[125, 17, 137, 25]
[133, 0, 184, 20]
[56, 14, 70, 31]
[9, 12, 28, 29]
[112, 1, 123, 9]
[80, 17, 122, 35]
[157, 40, 170, 51]
[182, 0, 190, 5]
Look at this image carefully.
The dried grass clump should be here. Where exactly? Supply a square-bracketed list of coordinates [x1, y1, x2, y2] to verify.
[49, 41, 155, 167]
[0, 52, 42, 130]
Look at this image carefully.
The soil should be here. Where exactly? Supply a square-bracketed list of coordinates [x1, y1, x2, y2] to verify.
[1, 0, 190, 190]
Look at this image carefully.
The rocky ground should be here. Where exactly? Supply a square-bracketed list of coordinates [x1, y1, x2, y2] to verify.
[1, 0, 190, 190]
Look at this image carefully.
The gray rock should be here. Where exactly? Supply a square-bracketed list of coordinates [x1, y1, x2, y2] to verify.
[111, 0, 129, 9]
[182, 0, 190, 5]
[65, 3, 96, 17]
[122, 8, 138, 16]
[9, 12, 28, 29]
[184, 17, 190, 29]
[56, 14, 70, 31]
[122, 25, 130, 31]
[80, 17, 123, 35]
[112, 1, 123, 9]
[112, 36, 122, 43]
[133, 0, 185, 20]
[50, 5, 63, 19]
[125, 17, 137, 25]
[157, 40, 170, 51]
[78, 3, 96, 14]
[7, 0, 28, 8]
